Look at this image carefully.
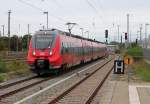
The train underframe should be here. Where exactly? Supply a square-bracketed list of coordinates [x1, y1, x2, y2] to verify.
[29, 59, 61, 75]
[29, 55, 107, 76]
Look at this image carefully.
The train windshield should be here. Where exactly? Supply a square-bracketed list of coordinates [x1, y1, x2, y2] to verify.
[32, 34, 55, 50]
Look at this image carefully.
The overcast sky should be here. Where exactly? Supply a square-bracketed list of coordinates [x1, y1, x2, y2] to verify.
[1, 0, 150, 42]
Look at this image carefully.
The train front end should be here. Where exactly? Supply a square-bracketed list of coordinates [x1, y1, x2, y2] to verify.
[27, 30, 62, 75]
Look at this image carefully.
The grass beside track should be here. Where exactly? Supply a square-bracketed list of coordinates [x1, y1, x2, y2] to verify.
[0, 59, 30, 82]
[120, 45, 150, 81]
[132, 60, 150, 81]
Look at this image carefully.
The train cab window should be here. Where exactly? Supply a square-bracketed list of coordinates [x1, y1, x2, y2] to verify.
[32, 33, 55, 50]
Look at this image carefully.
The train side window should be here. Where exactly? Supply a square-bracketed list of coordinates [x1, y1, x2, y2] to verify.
[63, 42, 67, 53]
[70, 43, 72, 53]
[63, 42, 67, 54]
[65, 43, 69, 53]
[72, 43, 74, 55]
[61, 42, 64, 54]
[68, 43, 70, 53]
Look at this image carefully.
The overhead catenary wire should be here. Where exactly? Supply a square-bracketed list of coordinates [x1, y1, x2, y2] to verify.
[38, 0, 97, 36]
[18, 0, 67, 23]
[18, 0, 44, 12]
[93, 0, 107, 25]
[42, 0, 96, 33]
[84, 0, 107, 42]
[91, 0, 105, 16]
[85, 0, 106, 25]
[18, 0, 102, 38]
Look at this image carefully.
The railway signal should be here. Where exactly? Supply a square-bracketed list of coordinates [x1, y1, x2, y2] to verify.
[136, 38, 138, 44]
[125, 32, 128, 40]
[105, 29, 108, 38]
[105, 29, 108, 43]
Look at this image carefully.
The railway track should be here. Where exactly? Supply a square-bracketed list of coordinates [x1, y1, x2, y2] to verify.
[3, 58, 26, 62]
[0, 75, 37, 89]
[48, 57, 115, 104]
[0, 76, 52, 100]
[2, 59, 26, 64]
[0, 56, 114, 104]
[0, 52, 26, 62]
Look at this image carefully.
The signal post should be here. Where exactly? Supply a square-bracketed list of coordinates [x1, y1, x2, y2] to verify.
[125, 32, 128, 48]
[105, 29, 108, 44]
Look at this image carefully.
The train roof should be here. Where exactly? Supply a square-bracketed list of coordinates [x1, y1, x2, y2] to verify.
[37, 29, 105, 44]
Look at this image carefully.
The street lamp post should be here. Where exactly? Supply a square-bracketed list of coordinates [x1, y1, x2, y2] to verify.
[2, 25, 4, 36]
[117, 25, 120, 43]
[145, 23, 149, 48]
[126, 14, 130, 48]
[137, 31, 140, 40]
[27, 24, 30, 50]
[80, 28, 84, 37]
[85, 31, 89, 39]
[8, 10, 11, 51]
[43, 11, 48, 29]
[140, 24, 142, 46]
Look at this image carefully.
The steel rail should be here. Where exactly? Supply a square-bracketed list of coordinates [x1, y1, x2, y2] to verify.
[0, 76, 37, 89]
[0, 77, 52, 99]
[48, 58, 114, 104]
[85, 66, 114, 104]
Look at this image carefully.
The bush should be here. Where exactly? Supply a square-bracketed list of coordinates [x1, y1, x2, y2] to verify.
[0, 59, 7, 73]
[126, 46, 143, 61]
[6, 60, 30, 76]
[133, 60, 150, 81]
[115, 49, 121, 54]
[0, 73, 7, 82]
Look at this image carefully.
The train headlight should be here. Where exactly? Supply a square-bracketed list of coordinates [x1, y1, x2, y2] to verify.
[49, 51, 53, 55]
[32, 51, 36, 56]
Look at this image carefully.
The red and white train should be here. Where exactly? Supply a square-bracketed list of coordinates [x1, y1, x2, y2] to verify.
[27, 29, 108, 75]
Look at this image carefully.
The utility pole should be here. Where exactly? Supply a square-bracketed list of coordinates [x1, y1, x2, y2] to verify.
[85, 31, 89, 39]
[121, 34, 122, 47]
[80, 28, 84, 37]
[43, 11, 48, 29]
[117, 25, 120, 43]
[65, 22, 77, 35]
[140, 24, 142, 47]
[130, 31, 132, 45]
[137, 31, 139, 40]
[2, 25, 4, 36]
[8, 10, 11, 51]
[145, 23, 149, 48]
[18, 24, 23, 51]
[27, 24, 30, 49]
[0, 31, 1, 37]
[126, 14, 130, 48]
[16, 24, 21, 52]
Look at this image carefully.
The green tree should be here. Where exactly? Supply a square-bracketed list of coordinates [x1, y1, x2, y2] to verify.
[0, 37, 9, 51]
[22, 34, 32, 51]
[10, 35, 19, 51]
